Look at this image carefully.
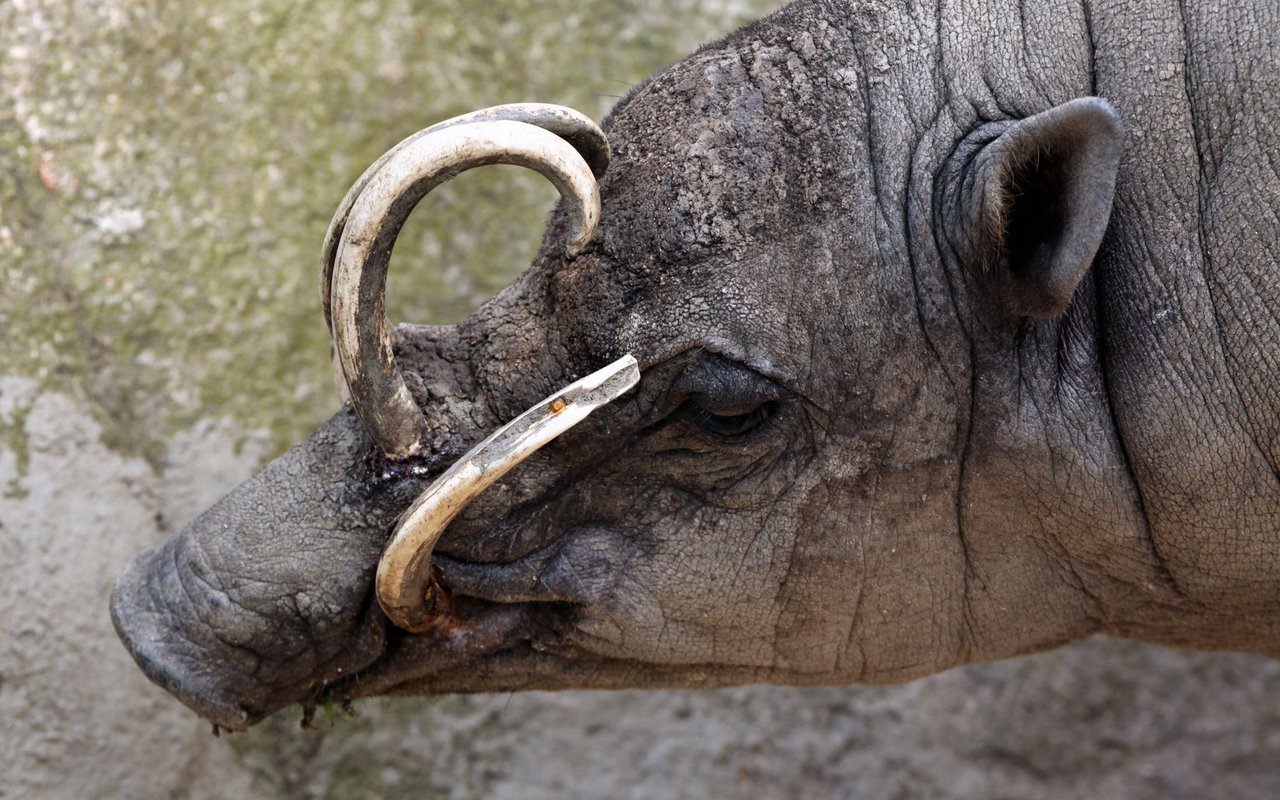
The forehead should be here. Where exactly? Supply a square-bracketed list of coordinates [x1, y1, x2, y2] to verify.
[600, 24, 872, 266]
[551, 16, 885, 399]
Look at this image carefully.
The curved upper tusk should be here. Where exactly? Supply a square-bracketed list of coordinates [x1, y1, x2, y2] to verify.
[321, 103, 610, 337]
[330, 119, 602, 459]
[375, 354, 640, 633]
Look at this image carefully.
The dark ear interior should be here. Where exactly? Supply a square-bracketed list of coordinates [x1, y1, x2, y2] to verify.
[961, 97, 1124, 319]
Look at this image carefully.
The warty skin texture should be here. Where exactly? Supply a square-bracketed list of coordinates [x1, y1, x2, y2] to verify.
[111, 0, 1279, 730]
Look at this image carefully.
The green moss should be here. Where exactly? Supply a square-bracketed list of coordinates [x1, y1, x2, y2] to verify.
[0, 389, 33, 499]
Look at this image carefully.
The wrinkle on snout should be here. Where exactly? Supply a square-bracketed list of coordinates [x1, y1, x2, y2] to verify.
[110, 410, 396, 730]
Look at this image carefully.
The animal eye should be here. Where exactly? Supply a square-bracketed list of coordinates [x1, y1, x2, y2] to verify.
[669, 350, 785, 440]
[687, 400, 777, 438]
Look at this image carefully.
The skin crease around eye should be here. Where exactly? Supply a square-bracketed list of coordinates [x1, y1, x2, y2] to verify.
[674, 352, 784, 438]
[686, 400, 778, 437]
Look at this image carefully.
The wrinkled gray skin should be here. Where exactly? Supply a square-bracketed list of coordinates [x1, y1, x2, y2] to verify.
[112, 0, 1279, 731]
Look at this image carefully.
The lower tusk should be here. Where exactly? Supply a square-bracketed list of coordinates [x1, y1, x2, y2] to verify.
[375, 354, 641, 633]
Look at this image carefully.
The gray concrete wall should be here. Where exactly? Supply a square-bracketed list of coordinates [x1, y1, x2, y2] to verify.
[2, 1, 1278, 798]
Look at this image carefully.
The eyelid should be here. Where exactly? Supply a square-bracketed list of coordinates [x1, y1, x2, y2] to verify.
[678, 354, 782, 414]
[689, 390, 774, 416]
[700, 338, 798, 392]
[686, 401, 775, 439]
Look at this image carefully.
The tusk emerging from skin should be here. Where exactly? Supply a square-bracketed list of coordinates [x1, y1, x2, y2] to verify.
[376, 354, 641, 633]
[331, 119, 602, 459]
[320, 103, 610, 337]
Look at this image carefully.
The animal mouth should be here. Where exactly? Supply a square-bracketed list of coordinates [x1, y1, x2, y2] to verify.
[319, 575, 560, 703]
[325, 507, 650, 699]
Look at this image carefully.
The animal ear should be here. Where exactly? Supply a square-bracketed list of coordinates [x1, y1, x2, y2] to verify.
[947, 97, 1124, 319]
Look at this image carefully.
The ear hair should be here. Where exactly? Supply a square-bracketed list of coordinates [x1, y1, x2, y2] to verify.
[942, 97, 1124, 319]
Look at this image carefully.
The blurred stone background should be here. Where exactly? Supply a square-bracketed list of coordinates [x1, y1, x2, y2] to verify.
[1, 1, 1278, 798]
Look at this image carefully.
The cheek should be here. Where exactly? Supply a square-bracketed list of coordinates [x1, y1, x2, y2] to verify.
[804, 441, 969, 680]
[565, 472, 839, 671]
